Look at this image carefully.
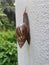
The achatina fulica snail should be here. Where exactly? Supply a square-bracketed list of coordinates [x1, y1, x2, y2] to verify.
[16, 9, 30, 48]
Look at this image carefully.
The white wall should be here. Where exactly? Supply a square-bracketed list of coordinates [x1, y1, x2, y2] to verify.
[15, 0, 49, 65]
[15, 0, 30, 65]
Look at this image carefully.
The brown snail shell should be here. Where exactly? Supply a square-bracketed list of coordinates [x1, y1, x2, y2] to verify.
[16, 23, 28, 48]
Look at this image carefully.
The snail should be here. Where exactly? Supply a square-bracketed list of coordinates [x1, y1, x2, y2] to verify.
[16, 9, 30, 48]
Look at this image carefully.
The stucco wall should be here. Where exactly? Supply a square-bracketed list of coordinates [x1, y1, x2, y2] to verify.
[15, 0, 49, 65]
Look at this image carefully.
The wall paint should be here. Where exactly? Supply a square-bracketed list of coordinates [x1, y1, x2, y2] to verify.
[15, 0, 49, 65]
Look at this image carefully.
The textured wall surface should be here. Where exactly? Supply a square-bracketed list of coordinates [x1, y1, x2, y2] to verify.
[29, 0, 49, 65]
[16, 0, 49, 65]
